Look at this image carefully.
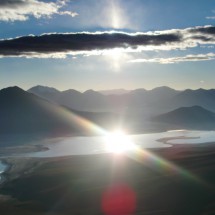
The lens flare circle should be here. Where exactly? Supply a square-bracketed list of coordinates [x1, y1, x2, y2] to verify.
[102, 183, 136, 215]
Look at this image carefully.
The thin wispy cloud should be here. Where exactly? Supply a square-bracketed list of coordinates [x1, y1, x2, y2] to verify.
[129, 53, 215, 64]
[0, 0, 78, 22]
[206, 16, 215, 20]
[206, 10, 215, 20]
[0, 25, 215, 58]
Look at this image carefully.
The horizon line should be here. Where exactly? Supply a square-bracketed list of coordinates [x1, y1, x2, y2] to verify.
[1, 85, 215, 93]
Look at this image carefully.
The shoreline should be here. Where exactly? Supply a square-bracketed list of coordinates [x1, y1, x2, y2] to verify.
[0, 144, 49, 186]
[1, 140, 215, 186]
[0, 129, 215, 188]
[0, 160, 10, 185]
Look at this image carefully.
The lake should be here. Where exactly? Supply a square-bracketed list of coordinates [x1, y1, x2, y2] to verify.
[0, 130, 215, 183]
[27, 130, 215, 158]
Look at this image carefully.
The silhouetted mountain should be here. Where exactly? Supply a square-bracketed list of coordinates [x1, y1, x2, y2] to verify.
[28, 85, 61, 103]
[57, 89, 85, 111]
[28, 86, 179, 111]
[152, 106, 215, 130]
[3, 86, 215, 135]
[83, 89, 109, 110]
[28, 86, 109, 111]
[130, 88, 147, 94]
[0, 86, 78, 135]
[125, 87, 179, 109]
[148, 86, 179, 101]
[99, 89, 130, 95]
[0, 87, 118, 136]
[55, 89, 109, 111]
[28, 86, 215, 117]
[166, 88, 215, 112]
[29, 85, 59, 94]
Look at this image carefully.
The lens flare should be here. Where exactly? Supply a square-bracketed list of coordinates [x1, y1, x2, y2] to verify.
[38, 101, 204, 185]
[105, 130, 136, 154]
[102, 183, 136, 215]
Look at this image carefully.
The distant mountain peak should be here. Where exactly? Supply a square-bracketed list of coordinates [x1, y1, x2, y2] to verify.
[62, 89, 81, 94]
[174, 105, 211, 112]
[130, 88, 147, 94]
[151, 86, 177, 92]
[28, 85, 59, 93]
[0, 86, 26, 96]
[84, 89, 95, 93]
[174, 105, 213, 112]
[84, 89, 102, 95]
[1, 86, 23, 91]
[183, 88, 207, 93]
[153, 105, 215, 127]
[99, 89, 130, 95]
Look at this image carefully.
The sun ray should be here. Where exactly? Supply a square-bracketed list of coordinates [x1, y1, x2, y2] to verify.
[110, 0, 121, 29]
[104, 129, 205, 185]
[126, 145, 206, 185]
[38, 99, 205, 186]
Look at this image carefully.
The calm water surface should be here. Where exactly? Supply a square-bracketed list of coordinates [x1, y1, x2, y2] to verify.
[27, 130, 215, 158]
[1, 130, 215, 180]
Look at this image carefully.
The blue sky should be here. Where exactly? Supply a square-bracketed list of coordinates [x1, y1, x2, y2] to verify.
[0, 0, 215, 91]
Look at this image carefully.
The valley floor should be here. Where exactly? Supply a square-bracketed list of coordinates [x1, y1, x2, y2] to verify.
[0, 143, 215, 215]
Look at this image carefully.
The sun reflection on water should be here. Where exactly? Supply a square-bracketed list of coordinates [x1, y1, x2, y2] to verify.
[105, 129, 136, 154]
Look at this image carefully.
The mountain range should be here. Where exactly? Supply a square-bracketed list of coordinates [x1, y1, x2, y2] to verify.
[1, 85, 215, 137]
[0, 87, 119, 136]
[28, 85, 180, 114]
[27, 85, 215, 131]
[98, 89, 130, 95]
[28, 85, 215, 114]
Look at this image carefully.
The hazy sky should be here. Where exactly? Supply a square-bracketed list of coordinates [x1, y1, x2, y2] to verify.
[0, 0, 215, 91]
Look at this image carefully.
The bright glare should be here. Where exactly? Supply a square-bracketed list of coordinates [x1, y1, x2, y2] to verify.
[105, 130, 136, 154]
[111, 6, 120, 29]
[110, 0, 121, 29]
[104, 48, 125, 71]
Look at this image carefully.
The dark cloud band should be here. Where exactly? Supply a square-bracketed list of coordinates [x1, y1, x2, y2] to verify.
[189, 26, 215, 35]
[0, 33, 181, 53]
[0, 26, 214, 58]
[0, 0, 25, 6]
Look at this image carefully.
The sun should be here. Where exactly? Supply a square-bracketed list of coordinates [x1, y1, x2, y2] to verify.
[105, 130, 136, 154]
[103, 48, 133, 72]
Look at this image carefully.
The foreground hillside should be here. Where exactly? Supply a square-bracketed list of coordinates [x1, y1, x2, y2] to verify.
[0, 87, 118, 137]
[1, 143, 215, 215]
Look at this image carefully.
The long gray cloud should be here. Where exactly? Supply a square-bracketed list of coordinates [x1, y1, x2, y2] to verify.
[0, 0, 78, 22]
[0, 25, 215, 58]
